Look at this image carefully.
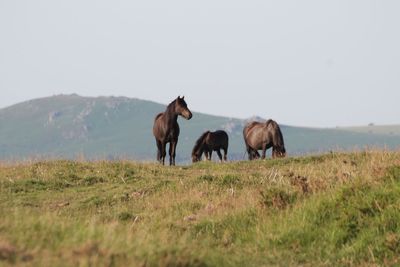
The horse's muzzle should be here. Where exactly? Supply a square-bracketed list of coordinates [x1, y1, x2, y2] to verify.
[192, 154, 199, 163]
[184, 110, 192, 120]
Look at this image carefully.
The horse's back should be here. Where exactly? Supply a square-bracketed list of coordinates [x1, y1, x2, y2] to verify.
[243, 121, 271, 149]
[218, 130, 229, 149]
[213, 130, 228, 139]
[208, 130, 228, 148]
[243, 121, 263, 139]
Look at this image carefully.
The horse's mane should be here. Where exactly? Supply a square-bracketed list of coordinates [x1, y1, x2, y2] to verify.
[192, 131, 210, 155]
[267, 119, 285, 150]
[154, 99, 176, 122]
[165, 99, 177, 115]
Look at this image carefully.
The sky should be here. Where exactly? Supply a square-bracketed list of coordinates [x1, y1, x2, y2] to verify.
[1, 0, 399, 127]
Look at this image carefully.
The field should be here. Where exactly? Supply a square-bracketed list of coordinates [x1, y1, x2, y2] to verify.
[1, 151, 400, 266]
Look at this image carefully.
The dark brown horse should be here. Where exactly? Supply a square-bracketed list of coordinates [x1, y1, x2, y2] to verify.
[243, 119, 286, 160]
[153, 96, 192, 165]
[192, 130, 229, 162]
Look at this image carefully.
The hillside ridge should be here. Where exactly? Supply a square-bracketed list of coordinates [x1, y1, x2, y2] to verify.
[0, 95, 399, 161]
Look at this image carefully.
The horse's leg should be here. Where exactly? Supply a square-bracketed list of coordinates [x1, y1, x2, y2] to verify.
[216, 150, 223, 162]
[253, 150, 260, 160]
[156, 140, 162, 163]
[261, 145, 267, 160]
[161, 142, 167, 165]
[223, 147, 228, 161]
[246, 145, 253, 160]
[203, 149, 208, 160]
[272, 148, 281, 159]
[169, 140, 177, 166]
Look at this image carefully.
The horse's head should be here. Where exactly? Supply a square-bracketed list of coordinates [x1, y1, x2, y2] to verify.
[192, 131, 209, 163]
[175, 96, 192, 120]
[273, 147, 286, 158]
[192, 153, 201, 163]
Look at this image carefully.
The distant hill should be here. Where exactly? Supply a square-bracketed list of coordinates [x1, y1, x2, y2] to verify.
[338, 125, 400, 136]
[0, 94, 399, 162]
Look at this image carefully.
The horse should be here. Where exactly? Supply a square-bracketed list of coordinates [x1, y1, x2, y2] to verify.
[243, 119, 286, 160]
[153, 96, 192, 165]
[192, 130, 229, 163]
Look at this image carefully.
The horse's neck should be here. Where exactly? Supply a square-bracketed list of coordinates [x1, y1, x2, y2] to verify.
[165, 112, 178, 125]
[164, 105, 178, 126]
[195, 145, 204, 156]
[193, 135, 207, 156]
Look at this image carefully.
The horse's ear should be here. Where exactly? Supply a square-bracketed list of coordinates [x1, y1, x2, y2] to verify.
[182, 96, 185, 100]
[177, 96, 181, 99]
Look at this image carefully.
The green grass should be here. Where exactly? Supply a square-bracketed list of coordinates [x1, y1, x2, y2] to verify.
[1, 151, 400, 266]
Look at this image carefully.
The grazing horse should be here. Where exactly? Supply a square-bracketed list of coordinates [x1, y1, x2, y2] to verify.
[153, 96, 192, 165]
[192, 130, 229, 163]
[243, 119, 286, 160]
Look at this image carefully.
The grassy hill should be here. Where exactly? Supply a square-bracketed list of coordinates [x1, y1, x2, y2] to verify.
[1, 151, 400, 266]
[0, 94, 399, 162]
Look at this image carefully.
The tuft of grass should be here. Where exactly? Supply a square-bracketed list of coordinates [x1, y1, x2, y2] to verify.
[260, 186, 298, 210]
[219, 174, 240, 186]
[385, 166, 400, 182]
[117, 212, 136, 222]
[81, 176, 105, 186]
[198, 174, 215, 183]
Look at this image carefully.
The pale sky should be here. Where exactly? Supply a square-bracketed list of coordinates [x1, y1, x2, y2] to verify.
[1, 0, 399, 127]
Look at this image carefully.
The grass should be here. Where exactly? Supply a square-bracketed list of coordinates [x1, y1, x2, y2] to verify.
[0, 151, 400, 266]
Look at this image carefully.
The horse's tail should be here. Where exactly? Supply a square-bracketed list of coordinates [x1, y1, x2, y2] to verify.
[242, 124, 251, 151]
[243, 123, 256, 159]
[224, 131, 229, 151]
[153, 113, 164, 138]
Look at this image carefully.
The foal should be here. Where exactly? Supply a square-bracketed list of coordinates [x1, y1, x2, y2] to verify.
[192, 130, 229, 162]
